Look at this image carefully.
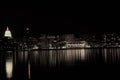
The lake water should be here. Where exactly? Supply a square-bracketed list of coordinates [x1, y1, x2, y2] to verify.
[0, 48, 120, 80]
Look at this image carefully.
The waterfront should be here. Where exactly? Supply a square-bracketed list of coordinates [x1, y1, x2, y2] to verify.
[0, 48, 120, 80]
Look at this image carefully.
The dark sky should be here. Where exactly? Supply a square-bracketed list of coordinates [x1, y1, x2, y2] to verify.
[0, 3, 119, 37]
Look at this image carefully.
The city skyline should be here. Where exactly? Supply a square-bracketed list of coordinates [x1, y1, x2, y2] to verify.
[0, 3, 120, 80]
[0, 24, 120, 38]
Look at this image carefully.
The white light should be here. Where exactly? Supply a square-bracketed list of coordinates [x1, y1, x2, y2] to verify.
[26, 28, 29, 30]
[4, 27, 12, 38]
[80, 49, 85, 60]
[6, 59, 13, 79]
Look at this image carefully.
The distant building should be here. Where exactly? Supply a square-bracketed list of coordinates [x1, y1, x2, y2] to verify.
[63, 34, 75, 43]
[0, 27, 18, 50]
[101, 34, 120, 47]
[4, 27, 12, 38]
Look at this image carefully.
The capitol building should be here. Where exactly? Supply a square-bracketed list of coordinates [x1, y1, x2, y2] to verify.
[4, 27, 12, 38]
[0, 27, 18, 50]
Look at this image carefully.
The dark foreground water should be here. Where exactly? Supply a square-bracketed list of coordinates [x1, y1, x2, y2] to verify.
[1, 48, 120, 80]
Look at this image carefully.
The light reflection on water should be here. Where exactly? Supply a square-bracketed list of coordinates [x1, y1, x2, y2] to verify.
[1, 48, 120, 79]
[30, 49, 88, 66]
[102, 48, 120, 64]
[5, 53, 13, 79]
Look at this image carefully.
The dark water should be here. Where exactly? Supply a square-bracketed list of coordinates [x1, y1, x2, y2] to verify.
[0, 48, 120, 80]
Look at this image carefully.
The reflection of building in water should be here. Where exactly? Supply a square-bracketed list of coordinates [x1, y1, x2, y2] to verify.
[103, 48, 120, 64]
[28, 59, 30, 79]
[31, 51, 39, 64]
[30, 49, 88, 66]
[49, 50, 57, 66]
[49, 49, 86, 66]
[5, 53, 13, 79]
[80, 49, 85, 60]
[31, 50, 49, 66]
[65, 49, 86, 65]
[104, 49, 107, 63]
[65, 50, 74, 64]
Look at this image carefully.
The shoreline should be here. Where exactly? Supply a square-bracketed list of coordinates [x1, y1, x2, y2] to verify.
[1, 47, 120, 51]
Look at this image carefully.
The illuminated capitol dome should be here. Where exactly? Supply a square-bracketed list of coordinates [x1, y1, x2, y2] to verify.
[0, 26, 18, 50]
[4, 27, 12, 38]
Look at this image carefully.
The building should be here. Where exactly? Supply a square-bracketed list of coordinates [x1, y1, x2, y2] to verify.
[4, 27, 12, 38]
[102, 34, 120, 47]
[0, 27, 18, 50]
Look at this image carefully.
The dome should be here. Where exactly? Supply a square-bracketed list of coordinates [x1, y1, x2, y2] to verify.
[4, 27, 12, 38]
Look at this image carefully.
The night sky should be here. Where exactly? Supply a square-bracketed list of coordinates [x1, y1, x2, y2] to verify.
[0, 3, 119, 37]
